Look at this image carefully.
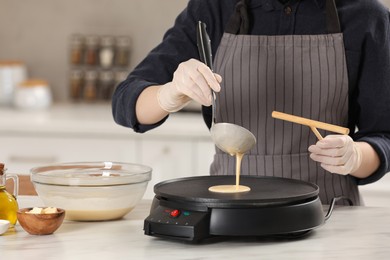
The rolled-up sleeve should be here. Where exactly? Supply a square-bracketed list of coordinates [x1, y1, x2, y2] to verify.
[112, 1, 204, 132]
[352, 12, 390, 185]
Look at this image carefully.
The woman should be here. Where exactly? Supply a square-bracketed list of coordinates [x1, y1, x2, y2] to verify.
[112, 0, 390, 205]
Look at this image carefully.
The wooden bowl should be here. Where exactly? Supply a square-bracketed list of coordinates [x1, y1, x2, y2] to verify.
[17, 208, 65, 235]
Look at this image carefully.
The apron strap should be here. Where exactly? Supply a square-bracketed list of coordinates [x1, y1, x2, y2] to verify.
[326, 0, 341, 33]
[225, 0, 250, 35]
[224, 0, 341, 35]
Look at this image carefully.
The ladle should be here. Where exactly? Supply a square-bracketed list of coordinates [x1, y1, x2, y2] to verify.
[197, 21, 256, 155]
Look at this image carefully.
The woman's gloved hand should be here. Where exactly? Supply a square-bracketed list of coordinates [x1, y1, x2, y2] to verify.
[157, 59, 222, 112]
[308, 135, 363, 175]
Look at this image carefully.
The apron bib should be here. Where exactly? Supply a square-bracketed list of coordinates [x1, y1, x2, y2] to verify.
[210, 0, 360, 205]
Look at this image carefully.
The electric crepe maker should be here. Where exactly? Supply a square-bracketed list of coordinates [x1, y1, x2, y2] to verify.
[144, 176, 348, 242]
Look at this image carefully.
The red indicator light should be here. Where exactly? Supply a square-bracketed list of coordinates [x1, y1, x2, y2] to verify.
[170, 209, 180, 218]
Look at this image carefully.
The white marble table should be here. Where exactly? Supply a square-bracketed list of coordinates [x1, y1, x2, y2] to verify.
[1, 196, 390, 259]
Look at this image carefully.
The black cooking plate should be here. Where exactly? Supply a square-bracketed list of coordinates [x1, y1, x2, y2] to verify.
[154, 176, 319, 208]
[146, 176, 325, 241]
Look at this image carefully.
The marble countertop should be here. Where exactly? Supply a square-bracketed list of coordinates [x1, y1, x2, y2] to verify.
[1, 196, 390, 259]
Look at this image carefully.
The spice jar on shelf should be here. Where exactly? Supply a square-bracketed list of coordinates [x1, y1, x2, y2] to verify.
[83, 70, 98, 102]
[84, 35, 99, 66]
[115, 36, 131, 67]
[99, 36, 115, 69]
[69, 69, 84, 101]
[69, 35, 84, 65]
[98, 70, 114, 101]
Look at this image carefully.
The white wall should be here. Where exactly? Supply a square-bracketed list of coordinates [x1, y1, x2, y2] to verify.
[381, 0, 390, 7]
[1, 0, 388, 102]
[0, 0, 188, 101]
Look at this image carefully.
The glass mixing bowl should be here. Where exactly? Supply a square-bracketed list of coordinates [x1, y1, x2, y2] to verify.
[31, 162, 152, 221]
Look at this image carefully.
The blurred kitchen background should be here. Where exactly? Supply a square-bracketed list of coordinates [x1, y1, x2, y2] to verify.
[0, 0, 389, 204]
[1, 0, 390, 103]
[0, 0, 188, 102]
[0, 0, 214, 200]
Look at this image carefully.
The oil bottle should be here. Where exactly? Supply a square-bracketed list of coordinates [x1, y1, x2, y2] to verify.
[0, 163, 19, 226]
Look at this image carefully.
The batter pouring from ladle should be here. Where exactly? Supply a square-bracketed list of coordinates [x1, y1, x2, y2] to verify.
[208, 152, 250, 193]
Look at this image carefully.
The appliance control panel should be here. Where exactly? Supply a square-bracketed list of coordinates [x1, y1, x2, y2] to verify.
[144, 205, 210, 242]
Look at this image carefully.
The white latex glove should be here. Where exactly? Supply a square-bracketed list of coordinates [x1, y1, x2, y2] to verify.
[308, 135, 362, 175]
[157, 59, 222, 112]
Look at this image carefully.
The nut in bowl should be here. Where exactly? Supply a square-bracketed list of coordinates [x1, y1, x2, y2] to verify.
[31, 162, 152, 221]
[17, 207, 65, 235]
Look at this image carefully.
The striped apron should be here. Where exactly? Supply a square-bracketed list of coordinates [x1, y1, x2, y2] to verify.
[210, 0, 360, 205]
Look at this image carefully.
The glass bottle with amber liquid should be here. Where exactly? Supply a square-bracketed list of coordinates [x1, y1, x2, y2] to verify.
[0, 163, 19, 226]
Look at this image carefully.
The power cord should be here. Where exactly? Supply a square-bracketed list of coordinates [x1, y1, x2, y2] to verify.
[325, 196, 353, 221]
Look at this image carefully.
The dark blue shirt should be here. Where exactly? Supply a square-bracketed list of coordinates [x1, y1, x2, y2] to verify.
[112, 0, 390, 185]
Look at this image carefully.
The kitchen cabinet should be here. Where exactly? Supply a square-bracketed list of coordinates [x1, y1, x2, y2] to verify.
[139, 138, 216, 197]
[359, 173, 390, 207]
[0, 103, 215, 199]
[140, 138, 195, 198]
[0, 136, 139, 173]
[194, 139, 216, 175]
[1, 103, 388, 204]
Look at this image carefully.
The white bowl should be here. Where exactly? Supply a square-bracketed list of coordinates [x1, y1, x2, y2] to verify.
[31, 162, 152, 221]
[0, 219, 10, 235]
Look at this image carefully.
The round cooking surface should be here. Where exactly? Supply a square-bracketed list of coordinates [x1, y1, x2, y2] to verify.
[154, 176, 319, 207]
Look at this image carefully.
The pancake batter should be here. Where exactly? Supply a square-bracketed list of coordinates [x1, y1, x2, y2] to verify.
[209, 152, 250, 193]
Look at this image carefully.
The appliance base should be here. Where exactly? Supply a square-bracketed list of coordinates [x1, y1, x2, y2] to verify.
[144, 196, 324, 242]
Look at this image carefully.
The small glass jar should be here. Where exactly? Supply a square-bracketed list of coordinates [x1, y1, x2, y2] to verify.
[99, 36, 115, 69]
[83, 70, 98, 102]
[69, 70, 84, 101]
[84, 36, 99, 66]
[115, 36, 131, 67]
[69, 35, 84, 65]
[98, 71, 114, 101]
